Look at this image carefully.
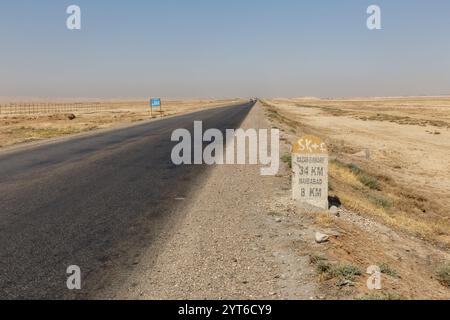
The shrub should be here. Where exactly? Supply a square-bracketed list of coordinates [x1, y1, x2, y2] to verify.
[379, 263, 399, 278]
[436, 263, 450, 287]
[316, 261, 332, 275]
[359, 173, 381, 190]
[312, 258, 362, 282]
[368, 194, 393, 209]
[331, 264, 363, 280]
[309, 255, 327, 265]
[348, 163, 362, 175]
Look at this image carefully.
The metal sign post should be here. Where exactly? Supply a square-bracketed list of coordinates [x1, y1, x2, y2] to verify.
[150, 98, 161, 118]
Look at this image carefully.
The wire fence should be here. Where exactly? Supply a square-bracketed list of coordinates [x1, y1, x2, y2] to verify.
[0, 102, 146, 116]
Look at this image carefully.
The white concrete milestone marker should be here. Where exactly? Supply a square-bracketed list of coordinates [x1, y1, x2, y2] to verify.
[292, 135, 329, 210]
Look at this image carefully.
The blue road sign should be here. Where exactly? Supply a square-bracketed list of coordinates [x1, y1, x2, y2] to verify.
[150, 98, 161, 108]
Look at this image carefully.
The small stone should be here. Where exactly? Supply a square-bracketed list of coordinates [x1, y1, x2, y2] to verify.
[66, 113, 76, 120]
[315, 232, 329, 243]
[275, 217, 282, 223]
[329, 206, 339, 217]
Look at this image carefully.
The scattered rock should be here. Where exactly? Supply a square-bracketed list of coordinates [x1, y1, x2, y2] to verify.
[275, 217, 282, 223]
[315, 232, 329, 244]
[329, 206, 340, 217]
[66, 113, 76, 120]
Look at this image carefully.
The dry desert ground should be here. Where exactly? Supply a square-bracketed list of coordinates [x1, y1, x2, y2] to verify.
[0, 99, 240, 148]
[261, 97, 450, 299]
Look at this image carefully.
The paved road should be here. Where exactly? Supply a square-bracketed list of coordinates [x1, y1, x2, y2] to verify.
[0, 101, 254, 299]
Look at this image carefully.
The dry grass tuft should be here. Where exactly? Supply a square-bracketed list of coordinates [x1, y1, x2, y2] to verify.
[328, 158, 447, 242]
[436, 263, 450, 287]
[315, 212, 334, 226]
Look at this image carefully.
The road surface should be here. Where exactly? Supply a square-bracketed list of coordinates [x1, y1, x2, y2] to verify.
[0, 101, 254, 299]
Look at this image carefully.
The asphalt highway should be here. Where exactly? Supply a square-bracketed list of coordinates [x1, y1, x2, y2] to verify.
[0, 101, 254, 299]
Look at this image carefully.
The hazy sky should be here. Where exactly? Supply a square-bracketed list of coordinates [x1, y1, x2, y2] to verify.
[1, 0, 449, 99]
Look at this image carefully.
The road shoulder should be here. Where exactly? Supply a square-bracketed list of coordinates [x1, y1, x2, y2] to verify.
[113, 103, 319, 300]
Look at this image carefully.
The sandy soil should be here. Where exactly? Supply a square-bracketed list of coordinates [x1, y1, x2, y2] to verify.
[261, 98, 450, 299]
[267, 98, 450, 246]
[0, 99, 240, 148]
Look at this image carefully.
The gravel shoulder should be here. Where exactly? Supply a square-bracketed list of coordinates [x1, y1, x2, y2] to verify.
[112, 103, 319, 300]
